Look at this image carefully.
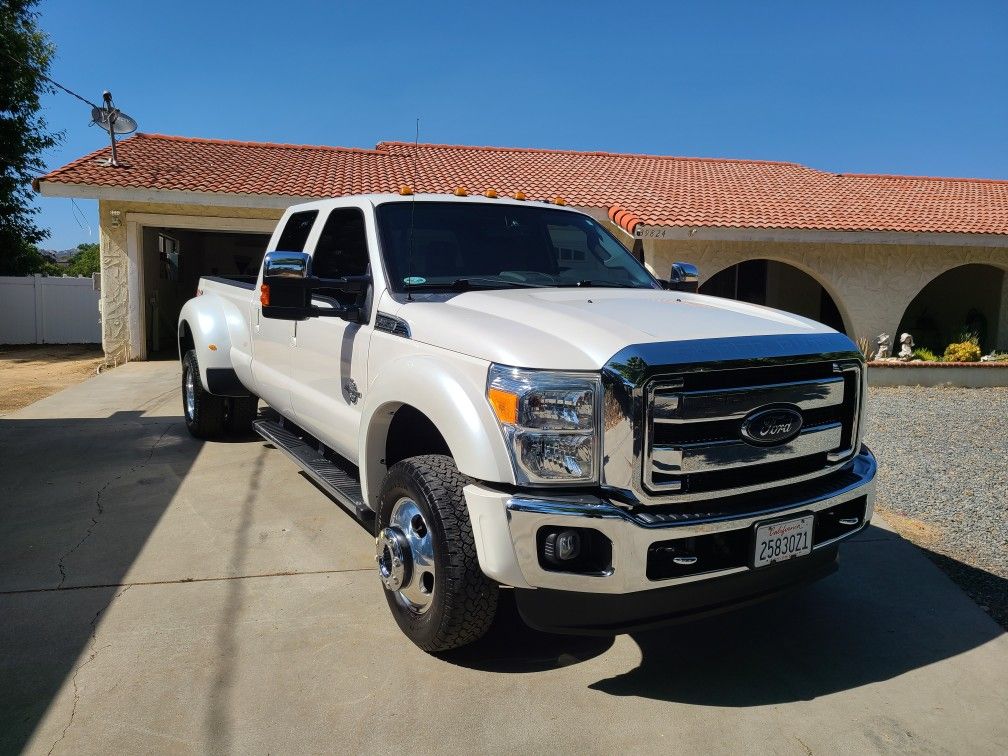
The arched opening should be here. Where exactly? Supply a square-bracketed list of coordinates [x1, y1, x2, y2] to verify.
[699, 259, 847, 334]
[897, 264, 1006, 353]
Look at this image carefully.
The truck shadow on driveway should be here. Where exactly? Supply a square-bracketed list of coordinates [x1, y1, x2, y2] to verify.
[444, 526, 1004, 705]
[589, 527, 1005, 704]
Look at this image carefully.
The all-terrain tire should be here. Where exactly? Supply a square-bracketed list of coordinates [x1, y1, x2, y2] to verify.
[182, 349, 226, 439]
[226, 395, 260, 436]
[376, 455, 498, 653]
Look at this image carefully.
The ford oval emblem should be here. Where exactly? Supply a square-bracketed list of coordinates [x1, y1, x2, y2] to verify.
[740, 407, 803, 446]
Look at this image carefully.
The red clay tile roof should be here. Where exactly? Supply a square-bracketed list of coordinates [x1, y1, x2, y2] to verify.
[37, 133, 1008, 236]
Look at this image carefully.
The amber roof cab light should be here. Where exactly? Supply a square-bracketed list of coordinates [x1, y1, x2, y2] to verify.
[454, 186, 469, 196]
[399, 185, 413, 195]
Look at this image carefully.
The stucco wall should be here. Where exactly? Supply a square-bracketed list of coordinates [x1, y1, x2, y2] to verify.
[97, 199, 283, 362]
[641, 236, 1008, 349]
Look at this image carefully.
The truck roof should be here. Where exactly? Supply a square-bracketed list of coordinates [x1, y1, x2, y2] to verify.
[284, 192, 588, 215]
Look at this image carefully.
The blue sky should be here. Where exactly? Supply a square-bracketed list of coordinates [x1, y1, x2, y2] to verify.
[33, 0, 1008, 249]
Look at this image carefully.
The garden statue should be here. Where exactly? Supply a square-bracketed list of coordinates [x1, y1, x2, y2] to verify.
[874, 333, 891, 360]
[899, 332, 915, 360]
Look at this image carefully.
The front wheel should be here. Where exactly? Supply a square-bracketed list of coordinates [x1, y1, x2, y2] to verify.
[375, 455, 498, 653]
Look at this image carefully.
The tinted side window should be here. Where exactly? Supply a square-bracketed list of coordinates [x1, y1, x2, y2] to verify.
[275, 210, 318, 252]
[312, 208, 369, 278]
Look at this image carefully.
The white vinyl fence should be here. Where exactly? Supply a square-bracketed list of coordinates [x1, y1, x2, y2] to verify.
[0, 275, 101, 344]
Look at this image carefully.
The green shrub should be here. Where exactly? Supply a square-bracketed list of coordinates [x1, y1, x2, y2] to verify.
[943, 338, 981, 363]
[912, 347, 939, 362]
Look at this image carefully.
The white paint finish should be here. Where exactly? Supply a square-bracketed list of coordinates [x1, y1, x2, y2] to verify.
[401, 287, 831, 371]
[463, 483, 531, 588]
[635, 223, 1008, 248]
[0, 276, 100, 344]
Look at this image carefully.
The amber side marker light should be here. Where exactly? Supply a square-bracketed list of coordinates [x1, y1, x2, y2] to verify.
[454, 186, 469, 196]
[487, 387, 518, 424]
[399, 184, 414, 195]
[260, 284, 270, 306]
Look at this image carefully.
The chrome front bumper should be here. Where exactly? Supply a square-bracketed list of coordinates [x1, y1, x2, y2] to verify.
[501, 448, 876, 594]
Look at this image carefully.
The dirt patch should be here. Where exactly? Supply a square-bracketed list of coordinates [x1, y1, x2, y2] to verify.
[877, 507, 943, 549]
[0, 345, 105, 415]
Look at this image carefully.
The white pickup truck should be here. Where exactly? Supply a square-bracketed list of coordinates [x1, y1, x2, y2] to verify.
[178, 193, 877, 652]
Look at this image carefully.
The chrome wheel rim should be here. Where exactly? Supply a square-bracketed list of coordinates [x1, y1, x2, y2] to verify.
[376, 497, 436, 614]
[184, 366, 196, 419]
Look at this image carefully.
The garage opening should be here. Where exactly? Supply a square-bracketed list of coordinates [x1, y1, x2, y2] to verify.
[897, 264, 1006, 354]
[699, 259, 847, 334]
[142, 227, 270, 357]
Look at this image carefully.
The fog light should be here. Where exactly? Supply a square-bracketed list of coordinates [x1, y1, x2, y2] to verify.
[544, 529, 581, 563]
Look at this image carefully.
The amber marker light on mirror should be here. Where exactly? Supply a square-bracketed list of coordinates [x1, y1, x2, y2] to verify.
[260, 284, 270, 306]
[487, 387, 518, 424]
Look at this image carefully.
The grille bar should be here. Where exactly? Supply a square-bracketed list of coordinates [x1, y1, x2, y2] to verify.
[652, 422, 842, 475]
[654, 375, 844, 424]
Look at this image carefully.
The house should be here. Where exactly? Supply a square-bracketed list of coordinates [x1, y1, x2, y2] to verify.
[35, 134, 1008, 362]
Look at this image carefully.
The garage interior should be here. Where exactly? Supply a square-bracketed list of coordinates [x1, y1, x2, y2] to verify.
[141, 227, 270, 357]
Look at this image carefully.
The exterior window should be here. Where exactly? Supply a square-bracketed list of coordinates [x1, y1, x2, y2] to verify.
[158, 233, 180, 280]
[312, 208, 369, 278]
[275, 210, 318, 252]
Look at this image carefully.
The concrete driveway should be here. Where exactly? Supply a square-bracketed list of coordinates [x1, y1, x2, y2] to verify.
[1, 363, 1006, 755]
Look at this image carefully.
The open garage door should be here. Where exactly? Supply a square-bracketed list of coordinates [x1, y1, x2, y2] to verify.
[141, 226, 271, 357]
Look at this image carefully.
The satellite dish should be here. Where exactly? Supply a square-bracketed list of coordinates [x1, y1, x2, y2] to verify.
[91, 91, 138, 167]
[90, 105, 137, 135]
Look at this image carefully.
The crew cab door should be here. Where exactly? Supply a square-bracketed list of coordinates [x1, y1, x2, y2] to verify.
[289, 207, 373, 461]
[250, 209, 318, 417]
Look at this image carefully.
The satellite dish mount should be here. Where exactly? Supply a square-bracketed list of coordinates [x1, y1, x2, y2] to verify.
[91, 90, 137, 167]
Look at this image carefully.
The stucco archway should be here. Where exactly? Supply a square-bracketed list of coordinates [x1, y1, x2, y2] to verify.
[699, 259, 850, 334]
[896, 263, 1008, 353]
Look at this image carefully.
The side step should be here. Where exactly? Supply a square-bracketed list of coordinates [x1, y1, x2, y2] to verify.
[253, 418, 372, 522]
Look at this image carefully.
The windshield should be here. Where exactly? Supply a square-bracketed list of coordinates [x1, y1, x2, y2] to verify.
[375, 201, 660, 293]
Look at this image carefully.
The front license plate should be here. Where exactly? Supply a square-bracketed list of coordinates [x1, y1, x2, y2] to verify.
[753, 515, 813, 568]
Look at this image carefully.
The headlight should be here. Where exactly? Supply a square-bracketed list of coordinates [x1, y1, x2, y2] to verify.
[486, 364, 600, 485]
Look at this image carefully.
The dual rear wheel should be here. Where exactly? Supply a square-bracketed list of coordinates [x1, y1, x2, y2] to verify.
[181, 349, 258, 438]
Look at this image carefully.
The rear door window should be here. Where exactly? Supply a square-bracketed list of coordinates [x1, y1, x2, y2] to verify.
[275, 210, 318, 252]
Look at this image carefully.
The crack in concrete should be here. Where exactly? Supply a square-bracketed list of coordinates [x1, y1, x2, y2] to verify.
[4, 566, 375, 596]
[47, 584, 133, 756]
[55, 422, 175, 589]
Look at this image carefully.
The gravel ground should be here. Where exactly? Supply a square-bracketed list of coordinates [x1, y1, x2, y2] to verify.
[864, 386, 1008, 628]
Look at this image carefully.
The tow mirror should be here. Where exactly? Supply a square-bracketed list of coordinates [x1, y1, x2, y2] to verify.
[261, 250, 372, 321]
[663, 262, 699, 293]
[261, 251, 312, 320]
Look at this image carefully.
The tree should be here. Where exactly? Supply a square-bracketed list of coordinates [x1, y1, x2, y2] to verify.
[1, 0, 61, 275]
[66, 241, 99, 276]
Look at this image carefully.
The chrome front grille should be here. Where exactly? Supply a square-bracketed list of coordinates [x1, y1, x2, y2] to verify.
[643, 361, 862, 501]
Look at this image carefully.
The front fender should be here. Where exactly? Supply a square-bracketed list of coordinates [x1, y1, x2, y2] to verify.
[178, 293, 252, 394]
[359, 354, 515, 509]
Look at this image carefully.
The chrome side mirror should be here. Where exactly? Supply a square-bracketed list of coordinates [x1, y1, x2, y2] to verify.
[665, 262, 699, 293]
[261, 251, 312, 320]
[263, 250, 310, 279]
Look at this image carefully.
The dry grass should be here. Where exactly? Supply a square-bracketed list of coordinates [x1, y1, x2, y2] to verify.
[876, 506, 943, 549]
[0, 344, 105, 415]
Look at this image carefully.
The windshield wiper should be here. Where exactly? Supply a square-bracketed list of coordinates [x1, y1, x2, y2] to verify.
[404, 278, 537, 292]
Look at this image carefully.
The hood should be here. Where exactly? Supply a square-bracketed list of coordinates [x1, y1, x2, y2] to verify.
[395, 288, 840, 371]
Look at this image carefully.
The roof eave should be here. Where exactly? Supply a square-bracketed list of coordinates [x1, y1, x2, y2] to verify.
[35, 179, 315, 210]
[633, 224, 1008, 247]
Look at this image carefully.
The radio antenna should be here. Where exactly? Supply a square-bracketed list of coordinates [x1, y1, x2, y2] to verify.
[406, 117, 420, 301]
